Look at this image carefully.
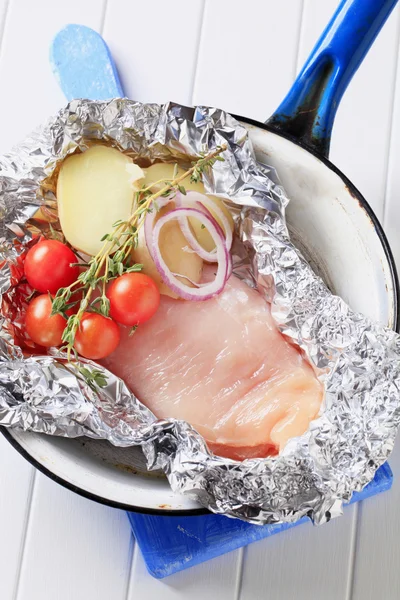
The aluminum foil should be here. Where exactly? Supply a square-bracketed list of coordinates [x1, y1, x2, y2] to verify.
[0, 98, 399, 526]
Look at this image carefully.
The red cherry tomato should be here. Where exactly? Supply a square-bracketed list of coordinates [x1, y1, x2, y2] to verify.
[74, 313, 120, 360]
[25, 294, 67, 347]
[24, 240, 80, 294]
[107, 273, 160, 326]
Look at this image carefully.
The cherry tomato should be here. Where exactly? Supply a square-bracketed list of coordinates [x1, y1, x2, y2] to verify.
[74, 313, 120, 360]
[25, 294, 67, 347]
[107, 273, 160, 326]
[24, 240, 80, 294]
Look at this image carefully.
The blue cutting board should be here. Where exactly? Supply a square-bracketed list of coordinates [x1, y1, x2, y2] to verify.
[127, 462, 392, 579]
[50, 24, 394, 580]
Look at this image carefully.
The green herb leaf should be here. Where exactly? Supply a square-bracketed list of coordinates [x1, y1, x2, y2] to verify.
[77, 365, 108, 391]
[126, 263, 143, 273]
[100, 295, 110, 317]
[108, 256, 115, 276]
[48, 224, 65, 243]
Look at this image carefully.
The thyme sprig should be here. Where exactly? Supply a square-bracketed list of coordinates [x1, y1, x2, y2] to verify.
[52, 144, 227, 362]
[60, 360, 109, 394]
[77, 365, 108, 392]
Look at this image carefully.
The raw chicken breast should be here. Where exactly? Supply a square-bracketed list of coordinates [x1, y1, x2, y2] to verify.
[101, 274, 323, 460]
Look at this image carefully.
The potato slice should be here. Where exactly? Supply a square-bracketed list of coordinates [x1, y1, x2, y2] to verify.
[57, 146, 144, 256]
[132, 206, 203, 298]
[143, 163, 234, 252]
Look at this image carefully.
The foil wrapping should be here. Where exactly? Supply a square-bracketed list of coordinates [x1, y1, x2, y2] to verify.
[0, 99, 399, 525]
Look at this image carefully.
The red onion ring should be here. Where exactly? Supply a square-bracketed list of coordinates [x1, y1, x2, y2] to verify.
[171, 273, 210, 287]
[176, 191, 233, 261]
[152, 207, 231, 301]
[175, 193, 220, 262]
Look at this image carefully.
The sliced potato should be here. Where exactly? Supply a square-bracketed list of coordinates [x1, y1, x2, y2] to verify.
[143, 163, 234, 252]
[57, 146, 144, 256]
[132, 206, 203, 298]
[158, 217, 203, 290]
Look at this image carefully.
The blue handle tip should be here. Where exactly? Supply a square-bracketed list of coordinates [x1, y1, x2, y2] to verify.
[50, 24, 124, 102]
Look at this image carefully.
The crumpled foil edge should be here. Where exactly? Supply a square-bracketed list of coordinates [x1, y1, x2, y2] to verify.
[0, 99, 399, 526]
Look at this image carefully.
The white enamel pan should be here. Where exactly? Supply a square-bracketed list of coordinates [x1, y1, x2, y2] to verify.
[2, 0, 399, 515]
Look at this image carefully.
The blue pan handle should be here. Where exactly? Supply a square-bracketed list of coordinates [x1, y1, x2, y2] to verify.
[267, 0, 398, 157]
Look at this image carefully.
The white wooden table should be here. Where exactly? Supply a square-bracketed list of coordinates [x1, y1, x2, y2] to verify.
[1, 1, 400, 598]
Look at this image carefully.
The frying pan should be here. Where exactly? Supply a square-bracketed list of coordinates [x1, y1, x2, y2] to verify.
[2, 0, 399, 515]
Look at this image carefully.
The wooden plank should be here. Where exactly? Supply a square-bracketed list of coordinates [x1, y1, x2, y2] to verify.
[126, 543, 243, 600]
[192, 0, 304, 122]
[350, 444, 400, 600]
[330, 7, 400, 221]
[15, 473, 133, 600]
[297, 0, 400, 220]
[0, 0, 9, 50]
[0, 436, 34, 600]
[241, 509, 357, 600]
[352, 7, 400, 598]
[0, 0, 107, 153]
[382, 10, 400, 295]
[0, 2, 135, 599]
[0, 3, 35, 600]
[102, 0, 205, 106]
